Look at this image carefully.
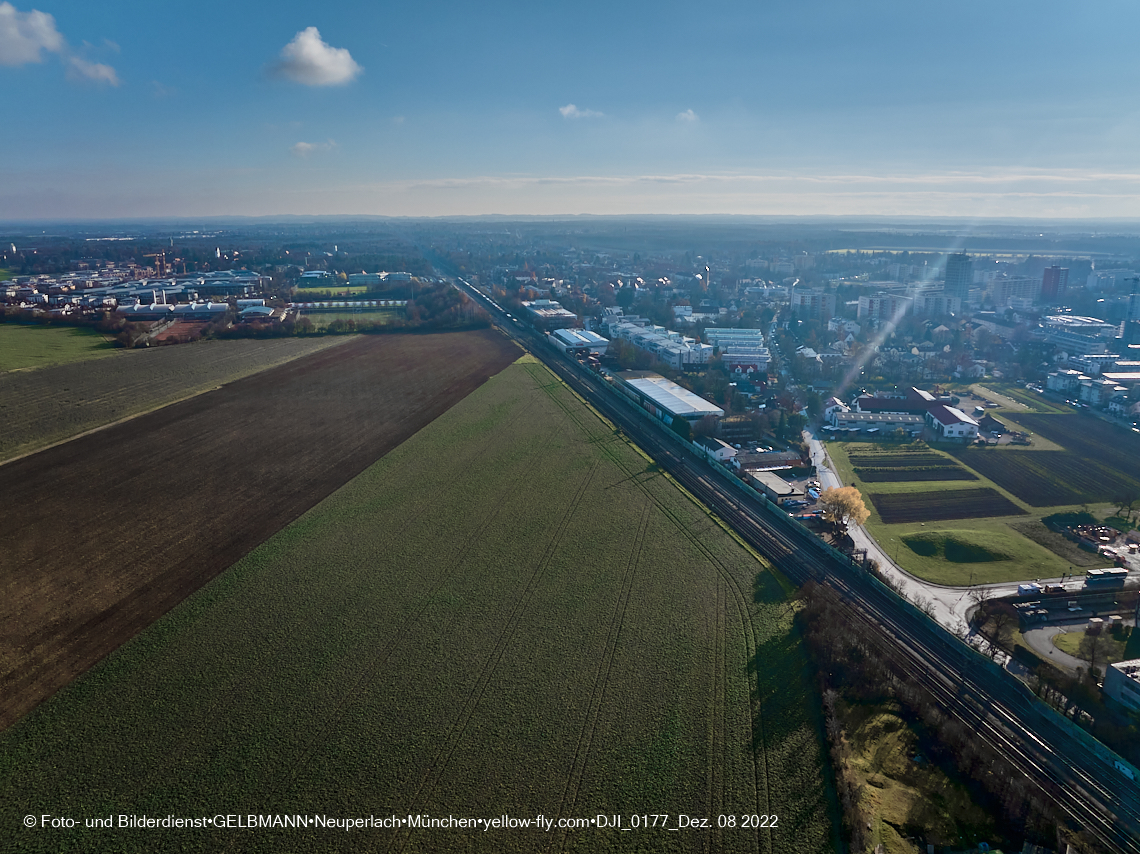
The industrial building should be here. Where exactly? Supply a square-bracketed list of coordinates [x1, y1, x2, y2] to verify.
[1105, 658, 1140, 712]
[548, 327, 609, 355]
[116, 302, 229, 319]
[611, 371, 723, 426]
[854, 387, 940, 415]
[826, 411, 925, 434]
[692, 436, 737, 463]
[747, 471, 805, 504]
[521, 299, 578, 329]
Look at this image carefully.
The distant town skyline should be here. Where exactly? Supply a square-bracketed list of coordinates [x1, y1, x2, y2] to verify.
[4, 1, 1140, 220]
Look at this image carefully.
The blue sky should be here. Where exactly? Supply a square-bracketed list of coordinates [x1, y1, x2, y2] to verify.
[3, 0, 1140, 219]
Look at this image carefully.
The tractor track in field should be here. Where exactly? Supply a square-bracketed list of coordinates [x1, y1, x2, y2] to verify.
[549, 498, 653, 853]
[390, 460, 602, 854]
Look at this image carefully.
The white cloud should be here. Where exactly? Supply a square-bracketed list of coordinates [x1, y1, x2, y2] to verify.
[676, 108, 698, 123]
[291, 139, 338, 157]
[0, 2, 62, 65]
[66, 55, 118, 86]
[273, 27, 361, 86]
[0, 3, 118, 84]
[559, 103, 602, 119]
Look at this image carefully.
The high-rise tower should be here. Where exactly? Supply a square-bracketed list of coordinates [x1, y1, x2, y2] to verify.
[944, 253, 973, 301]
[1042, 265, 1069, 302]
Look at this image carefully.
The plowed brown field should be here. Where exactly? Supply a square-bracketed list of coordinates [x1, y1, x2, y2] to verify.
[0, 329, 520, 730]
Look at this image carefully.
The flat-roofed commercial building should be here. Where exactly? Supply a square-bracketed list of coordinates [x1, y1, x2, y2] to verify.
[1105, 658, 1140, 712]
[1041, 315, 1119, 355]
[610, 321, 713, 369]
[828, 410, 925, 432]
[721, 346, 771, 374]
[746, 471, 804, 504]
[549, 327, 609, 355]
[612, 371, 723, 426]
[704, 327, 766, 348]
[522, 299, 578, 329]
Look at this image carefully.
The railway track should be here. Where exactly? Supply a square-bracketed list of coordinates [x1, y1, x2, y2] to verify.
[454, 278, 1140, 854]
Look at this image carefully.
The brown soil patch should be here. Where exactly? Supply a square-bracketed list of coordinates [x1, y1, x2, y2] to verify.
[0, 329, 520, 730]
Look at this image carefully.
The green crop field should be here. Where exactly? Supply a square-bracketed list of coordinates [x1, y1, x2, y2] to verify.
[0, 322, 119, 372]
[0, 336, 350, 461]
[0, 357, 834, 854]
[950, 448, 1140, 506]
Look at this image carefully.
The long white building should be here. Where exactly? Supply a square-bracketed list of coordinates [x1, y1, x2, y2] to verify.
[704, 327, 766, 348]
[609, 321, 713, 370]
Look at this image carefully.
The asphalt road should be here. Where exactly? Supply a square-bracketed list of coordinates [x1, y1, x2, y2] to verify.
[452, 278, 1140, 854]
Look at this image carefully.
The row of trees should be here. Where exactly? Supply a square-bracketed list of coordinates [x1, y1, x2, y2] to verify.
[796, 582, 1099, 853]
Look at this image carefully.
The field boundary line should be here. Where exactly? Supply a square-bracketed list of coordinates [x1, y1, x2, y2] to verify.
[0, 336, 357, 468]
[237, 396, 558, 849]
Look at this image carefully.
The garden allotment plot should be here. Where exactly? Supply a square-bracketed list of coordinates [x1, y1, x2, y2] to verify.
[950, 449, 1140, 507]
[870, 488, 1025, 524]
[0, 358, 832, 854]
[846, 446, 977, 483]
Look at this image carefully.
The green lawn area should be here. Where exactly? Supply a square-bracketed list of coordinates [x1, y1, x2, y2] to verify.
[826, 440, 1088, 584]
[0, 357, 835, 854]
[880, 523, 1072, 585]
[0, 268, 12, 281]
[973, 382, 1073, 415]
[294, 284, 370, 295]
[301, 309, 400, 329]
[0, 323, 119, 372]
[1052, 630, 1130, 665]
[841, 700, 999, 854]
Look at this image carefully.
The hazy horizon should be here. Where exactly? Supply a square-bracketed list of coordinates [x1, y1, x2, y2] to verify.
[5, 1, 1140, 220]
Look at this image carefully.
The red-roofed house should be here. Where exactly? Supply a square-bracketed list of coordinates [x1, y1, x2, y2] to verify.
[854, 387, 938, 416]
[925, 405, 979, 440]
